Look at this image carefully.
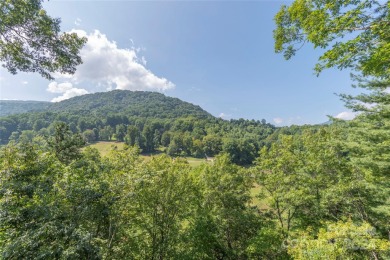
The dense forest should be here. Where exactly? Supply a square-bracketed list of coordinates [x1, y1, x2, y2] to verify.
[1, 113, 389, 259]
[0, 90, 276, 166]
[1, 0, 390, 259]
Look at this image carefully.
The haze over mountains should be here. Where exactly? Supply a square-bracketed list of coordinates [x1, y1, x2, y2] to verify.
[0, 100, 50, 117]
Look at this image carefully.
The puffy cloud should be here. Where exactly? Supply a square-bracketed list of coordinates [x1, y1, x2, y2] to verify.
[48, 81, 88, 102]
[47, 82, 73, 93]
[273, 117, 283, 125]
[51, 88, 89, 103]
[335, 111, 356, 120]
[218, 112, 231, 120]
[21, 81, 28, 85]
[59, 30, 175, 92]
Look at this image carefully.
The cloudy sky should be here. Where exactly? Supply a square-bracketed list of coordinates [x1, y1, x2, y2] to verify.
[0, 1, 359, 125]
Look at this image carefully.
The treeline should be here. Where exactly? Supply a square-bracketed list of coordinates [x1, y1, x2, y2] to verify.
[0, 111, 275, 165]
[0, 122, 389, 259]
[0, 90, 279, 165]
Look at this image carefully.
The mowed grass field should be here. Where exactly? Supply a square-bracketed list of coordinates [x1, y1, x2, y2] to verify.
[84, 141, 126, 156]
[84, 141, 209, 167]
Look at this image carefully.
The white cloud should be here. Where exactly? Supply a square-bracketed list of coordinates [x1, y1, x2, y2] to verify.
[75, 18, 82, 26]
[218, 113, 231, 119]
[47, 82, 73, 93]
[48, 81, 88, 102]
[51, 87, 89, 102]
[335, 111, 356, 120]
[57, 29, 174, 92]
[21, 81, 28, 85]
[273, 117, 283, 125]
[140, 56, 147, 66]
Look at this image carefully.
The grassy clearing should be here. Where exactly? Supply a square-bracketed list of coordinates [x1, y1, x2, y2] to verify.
[84, 141, 125, 156]
[184, 157, 208, 167]
[250, 184, 269, 210]
[85, 141, 209, 167]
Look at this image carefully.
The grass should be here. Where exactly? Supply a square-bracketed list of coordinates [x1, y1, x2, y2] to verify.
[184, 157, 208, 167]
[85, 141, 209, 167]
[250, 184, 269, 210]
[84, 141, 125, 156]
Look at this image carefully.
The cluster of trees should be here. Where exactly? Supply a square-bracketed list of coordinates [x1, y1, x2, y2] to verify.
[1, 0, 390, 258]
[271, 0, 390, 258]
[0, 124, 265, 258]
[1, 122, 389, 259]
[0, 99, 275, 165]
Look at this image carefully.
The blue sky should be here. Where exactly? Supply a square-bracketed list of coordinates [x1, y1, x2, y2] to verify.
[0, 1, 358, 125]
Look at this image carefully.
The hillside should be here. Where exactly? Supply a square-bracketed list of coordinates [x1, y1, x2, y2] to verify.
[0, 100, 50, 117]
[50, 90, 212, 119]
[0, 90, 275, 165]
[1, 90, 212, 119]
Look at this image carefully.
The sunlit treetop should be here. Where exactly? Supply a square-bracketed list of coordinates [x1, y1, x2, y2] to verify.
[274, 0, 390, 78]
[0, 0, 86, 80]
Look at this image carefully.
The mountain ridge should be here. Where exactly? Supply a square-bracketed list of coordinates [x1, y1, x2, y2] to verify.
[0, 100, 50, 117]
[1, 90, 213, 119]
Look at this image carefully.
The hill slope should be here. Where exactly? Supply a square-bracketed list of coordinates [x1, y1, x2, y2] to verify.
[48, 90, 212, 119]
[0, 90, 212, 119]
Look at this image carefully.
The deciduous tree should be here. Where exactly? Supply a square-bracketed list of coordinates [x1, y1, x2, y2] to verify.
[0, 0, 86, 79]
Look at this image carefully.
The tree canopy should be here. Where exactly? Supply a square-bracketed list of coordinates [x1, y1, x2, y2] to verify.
[0, 0, 86, 79]
[274, 1, 390, 257]
[274, 0, 389, 78]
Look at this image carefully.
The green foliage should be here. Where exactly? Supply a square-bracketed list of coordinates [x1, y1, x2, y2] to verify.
[48, 122, 85, 163]
[47, 90, 213, 119]
[2, 122, 388, 258]
[288, 220, 390, 259]
[115, 124, 126, 142]
[118, 155, 194, 259]
[274, 0, 389, 77]
[188, 155, 260, 259]
[255, 127, 382, 246]
[223, 138, 257, 165]
[0, 100, 49, 117]
[0, 143, 107, 258]
[0, 91, 276, 165]
[247, 224, 290, 259]
[82, 129, 96, 143]
[0, 143, 61, 258]
[274, 1, 390, 255]
[0, 0, 86, 79]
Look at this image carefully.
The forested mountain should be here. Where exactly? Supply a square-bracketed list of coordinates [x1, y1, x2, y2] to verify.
[0, 100, 50, 117]
[1, 90, 212, 119]
[0, 90, 275, 165]
[48, 90, 213, 119]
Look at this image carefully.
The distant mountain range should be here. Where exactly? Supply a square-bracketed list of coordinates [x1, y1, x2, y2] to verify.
[0, 100, 50, 117]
